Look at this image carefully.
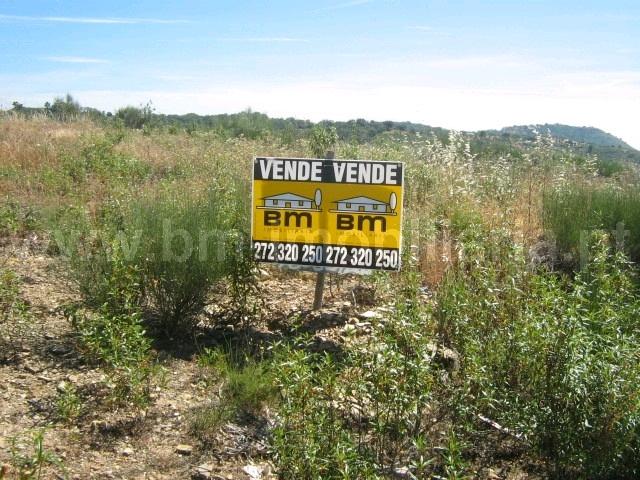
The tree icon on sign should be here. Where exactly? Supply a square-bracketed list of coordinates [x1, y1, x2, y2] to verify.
[389, 192, 397, 213]
[315, 189, 322, 209]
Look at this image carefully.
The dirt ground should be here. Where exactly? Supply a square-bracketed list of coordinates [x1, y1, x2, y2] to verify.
[0, 238, 374, 480]
[1, 237, 543, 480]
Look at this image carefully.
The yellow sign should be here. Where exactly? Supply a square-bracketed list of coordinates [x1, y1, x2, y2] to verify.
[251, 157, 404, 271]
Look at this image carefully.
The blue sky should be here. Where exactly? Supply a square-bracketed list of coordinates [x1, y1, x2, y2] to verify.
[1, 1, 639, 147]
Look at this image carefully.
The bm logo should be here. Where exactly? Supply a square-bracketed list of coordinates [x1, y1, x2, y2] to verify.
[264, 210, 313, 228]
[259, 192, 396, 232]
[263, 211, 386, 232]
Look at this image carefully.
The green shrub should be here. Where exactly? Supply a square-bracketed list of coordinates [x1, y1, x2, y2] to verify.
[68, 232, 143, 315]
[272, 346, 378, 479]
[116, 104, 152, 130]
[70, 308, 149, 368]
[596, 158, 626, 178]
[435, 229, 640, 477]
[435, 224, 526, 348]
[128, 184, 252, 333]
[191, 347, 276, 442]
[0, 268, 23, 320]
[65, 178, 253, 335]
[309, 125, 338, 157]
[65, 235, 155, 406]
[0, 201, 39, 235]
[447, 203, 484, 237]
[1, 267, 32, 361]
[198, 347, 276, 413]
[272, 273, 437, 478]
[77, 136, 150, 181]
[8, 429, 66, 480]
[543, 183, 640, 265]
[55, 383, 82, 422]
[440, 429, 471, 480]
[45, 205, 92, 257]
[67, 303, 156, 406]
[39, 133, 148, 192]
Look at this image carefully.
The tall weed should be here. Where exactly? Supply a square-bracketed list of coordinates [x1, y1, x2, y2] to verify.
[128, 183, 252, 333]
[543, 183, 640, 265]
[435, 229, 640, 477]
[272, 271, 438, 478]
[0, 268, 32, 362]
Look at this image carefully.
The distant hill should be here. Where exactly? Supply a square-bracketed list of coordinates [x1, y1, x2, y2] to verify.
[491, 124, 640, 164]
[499, 124, 632, 149]
[5, 98, 639, 163]
[155, 111, 450, 144]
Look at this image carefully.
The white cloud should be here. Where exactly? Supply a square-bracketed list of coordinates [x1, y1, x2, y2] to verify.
[0, 14, 188, 25]
[154, 74, 202, 82]
[218, 37, 309, 43]
[311, 0, 375, 12]
[406, 25, 453, 38]
[420, 55, 529, 69]
[44, 56, 109, 64]
[329, 0, 375, 9]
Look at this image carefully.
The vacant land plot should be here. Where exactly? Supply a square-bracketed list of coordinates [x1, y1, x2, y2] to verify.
[2, 115, 640, 479]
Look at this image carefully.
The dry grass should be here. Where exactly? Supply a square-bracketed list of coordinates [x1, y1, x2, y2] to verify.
[0, 116, 605, 285]
[0, 115, 98, 207]
[0, 115, 95, 170]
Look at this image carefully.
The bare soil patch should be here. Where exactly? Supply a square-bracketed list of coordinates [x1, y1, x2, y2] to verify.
[1, 242, 370, 479]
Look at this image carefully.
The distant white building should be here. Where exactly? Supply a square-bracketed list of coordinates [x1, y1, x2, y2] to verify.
[262, 192, 315, 209]
[334, 196, 389, 213]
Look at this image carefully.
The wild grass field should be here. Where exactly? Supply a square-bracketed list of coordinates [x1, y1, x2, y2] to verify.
[1, 110, 640, 479]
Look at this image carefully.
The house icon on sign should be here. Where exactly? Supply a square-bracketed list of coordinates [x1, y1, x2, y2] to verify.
[332, 196, 394, 214]
[260, 192, 318, 210]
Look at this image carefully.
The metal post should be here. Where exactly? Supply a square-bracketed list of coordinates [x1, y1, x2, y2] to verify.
[313, 270, 326, 310]
[313, 150, 335, 310]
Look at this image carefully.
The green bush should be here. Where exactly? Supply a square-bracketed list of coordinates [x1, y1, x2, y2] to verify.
[45, 205, 94, 259]
[55, 383, 82, 422]
[71, 308, 149, 369]
[7, 429, 66, 480]
[191, 347, 277, 441]
[596, 158, 626, 178]
[198, 347, 276, 412]
[272, 347, 378, 479]
[65, 177, 253, 335]
[76, 135, 150, 181]
[0, 201, 39, 235]
[67, 301, 156, 407]
[128, 184, 252, 333]
[1, 267, 32, 361]
[39, 133, 149, 192]
[272, 273, 438, 478]
[0, 267, 23, 320]
[435, 229, 640, 477]
[309, 125, 338, 157]
[68, 232, 143, 315]
[64, 235, 156, 406]
[116, 104, 152, 130]
[447, 203, 484, 237]
[543, 183, 640, 265]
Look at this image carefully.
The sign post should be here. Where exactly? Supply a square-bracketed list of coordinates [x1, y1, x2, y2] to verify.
[312, 150, 334, 310]
[251, 154, 404, 307]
